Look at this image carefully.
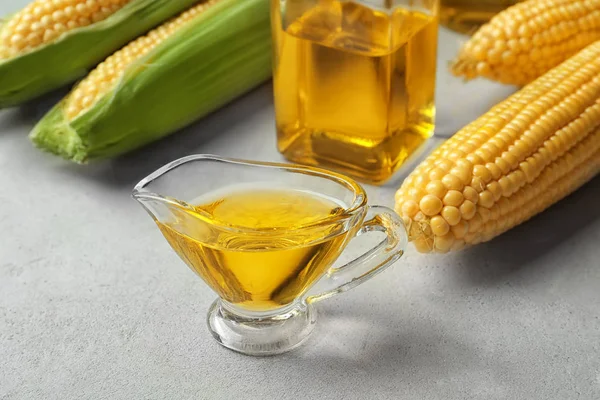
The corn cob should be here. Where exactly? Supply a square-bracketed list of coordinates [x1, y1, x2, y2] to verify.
[395, 40, 600, 253]
[451, 0, 600, 85]
[0, 0, 200, 107]
[0, 0, 132, 58]
[30, 0, 272, 162]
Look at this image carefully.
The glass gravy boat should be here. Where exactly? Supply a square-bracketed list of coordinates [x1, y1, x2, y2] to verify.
[133, 155, 407, 356]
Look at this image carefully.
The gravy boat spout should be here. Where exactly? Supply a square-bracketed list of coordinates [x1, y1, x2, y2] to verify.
[132, 154, 212, 221]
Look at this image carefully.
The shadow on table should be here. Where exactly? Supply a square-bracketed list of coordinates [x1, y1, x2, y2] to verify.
[252, 304, 501, 389]
[448, 176, 600, 286]
[0, 87, 69, 133]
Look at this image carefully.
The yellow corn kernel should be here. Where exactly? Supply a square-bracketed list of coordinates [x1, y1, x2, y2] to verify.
[441, 205, 461, 226]
[434, 233, 455, 253]
[430, 215, 450, 236]
[396, 41, 600, 253]
[426, 180, 447, 199]
[65, 0, 218, 120]
[0, 0, 132, 59]
[452, 0, 600, 85]
[443, 190, 464, 207]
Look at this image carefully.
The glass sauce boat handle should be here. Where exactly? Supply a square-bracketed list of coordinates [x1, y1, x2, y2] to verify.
[305, 205, 408, 304]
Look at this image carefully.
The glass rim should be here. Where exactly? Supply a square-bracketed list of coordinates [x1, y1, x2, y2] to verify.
[132, 154, 368, 234]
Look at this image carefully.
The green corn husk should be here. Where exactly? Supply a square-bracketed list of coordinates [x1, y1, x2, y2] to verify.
[30, 0, 272, 163]
[0, 0, 200, 108]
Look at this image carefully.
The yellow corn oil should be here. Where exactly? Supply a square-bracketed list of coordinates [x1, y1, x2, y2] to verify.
[272, 0, 438, 184]
[156, 186, 355, 311]
[439, 0, 522, 34]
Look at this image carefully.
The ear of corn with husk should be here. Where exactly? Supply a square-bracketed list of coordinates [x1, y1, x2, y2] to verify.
[452, 0, 600, 85]
[0, 0, 200, 108]
[396, 40, 600, 253]
[30, 0, 272, 163]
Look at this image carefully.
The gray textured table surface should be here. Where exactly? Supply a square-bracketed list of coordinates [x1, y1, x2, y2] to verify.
[2, 2, 600, 399]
